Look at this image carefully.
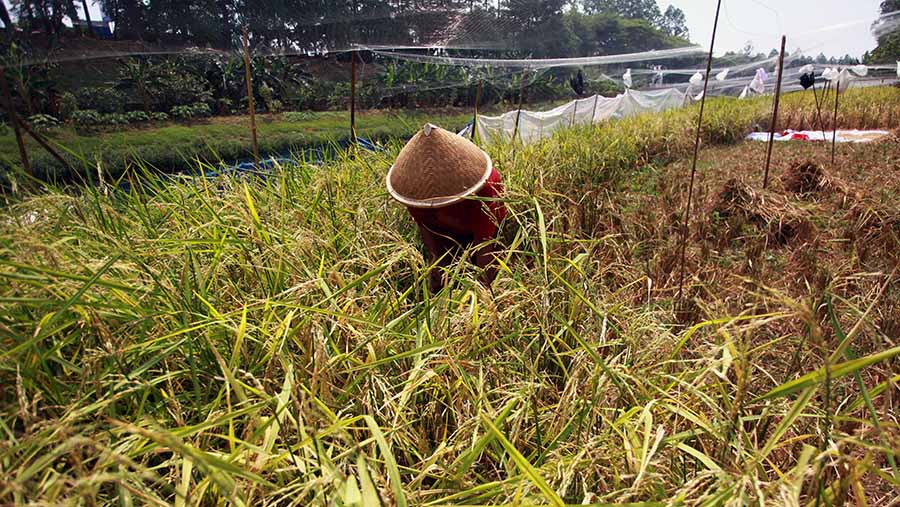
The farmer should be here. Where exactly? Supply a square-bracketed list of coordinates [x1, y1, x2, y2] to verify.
[386, 123, 507, 292]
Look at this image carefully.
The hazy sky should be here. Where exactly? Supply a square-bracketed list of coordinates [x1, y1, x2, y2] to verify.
[661, 0, 883, 58]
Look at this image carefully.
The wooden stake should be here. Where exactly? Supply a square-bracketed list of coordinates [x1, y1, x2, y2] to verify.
[511, 71, 526, 142]
[242, 27, 260, 170]
[0, 67, 30, 175]
[762, 35, 786, 189]
[470, 79, 482, 142]
[570, 98, 578, 127]
[811, 82, 828, 142]
[1, 71, 70, 174]
[15, 115, 71, 171]
[350, 50, 357, 142]
[832, 78, 841, 168]
[590, 94, 599, 123]
[676, 0, 723, 309]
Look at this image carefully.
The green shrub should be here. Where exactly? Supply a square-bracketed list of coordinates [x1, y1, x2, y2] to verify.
[283, 111, 315, 122]
[190, 103, 212, 117]
[76, 86, 126, 114]
[151, 112, 170, 122]
[259, 83, 274, 109]
[72, 109, 101, 126]
[58, 92, 78, 121]
[327, 82, 351, 109]
[154, 65, 213, 108]
[216, 97, 234, 114]
[125, 111, 150, 123]
[28, 114, 60, 132]
[171, 105, 195, 120]
[258, 83, 283, 113]
[170, 103, 211, 120]
[101, 113, 129, 125]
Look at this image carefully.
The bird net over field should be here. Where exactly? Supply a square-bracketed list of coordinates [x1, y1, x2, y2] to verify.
[0, 0, 897, 178]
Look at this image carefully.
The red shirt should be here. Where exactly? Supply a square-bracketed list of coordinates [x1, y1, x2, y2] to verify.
[407, 167, 507, 243]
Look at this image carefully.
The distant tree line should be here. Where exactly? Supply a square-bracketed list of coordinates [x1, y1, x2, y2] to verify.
[0, 0, 696, 126]
[718, 42, 862, 69]
[0, 0, 691, 58]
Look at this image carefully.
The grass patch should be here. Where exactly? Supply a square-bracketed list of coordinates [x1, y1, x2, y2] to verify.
[0, 109, 474, 182]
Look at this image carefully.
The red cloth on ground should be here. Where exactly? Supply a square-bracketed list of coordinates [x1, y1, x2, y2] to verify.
[407, 166, 507, 243]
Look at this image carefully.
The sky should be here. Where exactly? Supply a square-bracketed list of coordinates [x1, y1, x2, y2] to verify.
[661, 0, 884, 59]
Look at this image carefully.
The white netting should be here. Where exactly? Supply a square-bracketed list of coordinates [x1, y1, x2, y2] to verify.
[469, 60, 896, 146]
[368, 45, 705, 69]
[471, 88, 688, 144]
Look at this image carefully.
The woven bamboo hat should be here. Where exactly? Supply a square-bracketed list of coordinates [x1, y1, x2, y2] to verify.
[386, 123, 492, 208]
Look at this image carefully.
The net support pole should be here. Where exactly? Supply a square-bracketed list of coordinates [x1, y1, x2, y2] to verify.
[0, 68, 30, 176]
[570, 99, 578, 127]
[511, 71, 526, 143]
[471, 79, 482, 142]
[350, 50, 357, 142]
[762, 35, 786, 189]
[831, 79, 841, 168]
[590, 94, 599, 124]
[676, 0, 723, 311]
[811, 82, 827, 142]
[242, 27, 260, 171]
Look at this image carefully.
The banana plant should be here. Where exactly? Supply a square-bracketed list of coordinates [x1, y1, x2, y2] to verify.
[117, 58, 158, 124]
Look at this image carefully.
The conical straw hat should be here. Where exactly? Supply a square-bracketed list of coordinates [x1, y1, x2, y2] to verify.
[386, 123, 492, 208]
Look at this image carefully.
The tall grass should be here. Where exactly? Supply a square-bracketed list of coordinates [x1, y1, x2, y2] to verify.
[1, 86, 899, 505]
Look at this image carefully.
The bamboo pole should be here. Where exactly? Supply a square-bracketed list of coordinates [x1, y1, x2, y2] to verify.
[676, 0, 723, 310]
[470, 79, 482, 142]
[0, 68, 30, 175]
[511, 71, 526, 142]
[350, 50, 357, 142]
[762, 35, 786, 189]
[2, 68, 71, 174]
[242, 27, 260, 170]
[15, 115, 71, 171]
[590, 94, 599, 124]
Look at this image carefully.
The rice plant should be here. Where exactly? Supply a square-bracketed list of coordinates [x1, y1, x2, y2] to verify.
[1, 86, 898, 506]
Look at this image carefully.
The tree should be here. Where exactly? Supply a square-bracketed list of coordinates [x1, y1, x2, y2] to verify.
[583, 0, 661, 26]
[81, 0, 96, 37]
[866, 0, 900, 63]
[659, 5, 687, 39]
[0, 2, 13, 36]
[503, 0, 572, 57]
[62, 0, 81, 34]
[99, 0, 145, 39]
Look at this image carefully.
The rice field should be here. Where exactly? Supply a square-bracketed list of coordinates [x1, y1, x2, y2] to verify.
[1, 86, 899, 506]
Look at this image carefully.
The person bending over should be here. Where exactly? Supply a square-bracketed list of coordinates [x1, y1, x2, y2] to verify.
[386, 123, 507, 293]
